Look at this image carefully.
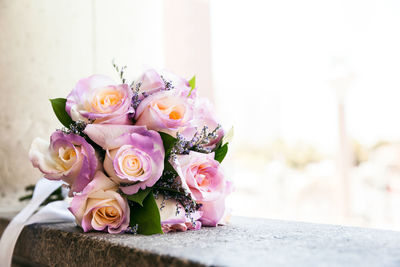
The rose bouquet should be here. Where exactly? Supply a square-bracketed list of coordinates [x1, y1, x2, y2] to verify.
[27, 65, 233, 235]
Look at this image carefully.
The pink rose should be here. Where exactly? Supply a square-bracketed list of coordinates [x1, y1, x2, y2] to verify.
[172, 151, 232, 226]
[173, 151, 226, 201]
[29, 131, 99, 196]
[66, 75, 134, 124]
[155, 197, 202, 233]
[199, 181, 233, 227]
[134, 83, 194, 136]
[84, 124, 165, 195]
[134, 69, 165, 100]
[134, 69, 195, 100]
[69, 171, 129, 233]
[182, 97, 224, 149]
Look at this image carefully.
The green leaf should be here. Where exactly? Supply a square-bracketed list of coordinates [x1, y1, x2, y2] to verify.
[125, 188, 151, 207]
[129, 191, 163, 235]
[187, 75, 196, 97]
[188, 75, 196, 88]
[158, 132, 176, 155]
[50, 98, 73, 128]
[214, 143, 228, 163]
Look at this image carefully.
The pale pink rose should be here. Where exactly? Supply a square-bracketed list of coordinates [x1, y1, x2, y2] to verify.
[199, 180, 233, 226]
[29, 131, 99, 196]
[69, 171, 130, 233]
[159, 69, 197, 99]
[182, 97, 224, 149]
[173, 151, 226, 202]
[134, 69, 195, 100]
[134, 86, 195, 136]
[66, 75, 134, 124]
[155, 197, 202, 233]
[134, 69, 165, 100]
[83, 124, 164, 195]
[172, 151, 232, 226]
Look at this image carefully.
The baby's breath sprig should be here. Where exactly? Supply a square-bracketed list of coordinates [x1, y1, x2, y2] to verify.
[130, 73, 176, 111]
[160, 75, 174, 91]
[153, 166, 200, 220]
[125, 224, 138, 234]
[129, 79, 136, 89]
[59, 120, 89, 136]
[131, 81, 142, 110]
[169, 125, 221, 160]
[111, 59, 127, 84]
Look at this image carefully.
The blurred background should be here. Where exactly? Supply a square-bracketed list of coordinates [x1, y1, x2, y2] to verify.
[1, 0, 400, 230]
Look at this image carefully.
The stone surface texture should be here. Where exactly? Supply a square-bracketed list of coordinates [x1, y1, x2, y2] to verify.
[1, 214, 400, 267]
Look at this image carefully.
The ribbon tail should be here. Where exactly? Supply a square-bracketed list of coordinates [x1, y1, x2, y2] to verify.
[27, 200, 75, 225]
[0, 178, 64, 267]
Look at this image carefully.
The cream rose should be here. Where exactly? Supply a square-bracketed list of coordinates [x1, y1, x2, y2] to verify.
[69, 171, 130, 233]
[29, 131, 99, 196]
[83, 124, 165, 195]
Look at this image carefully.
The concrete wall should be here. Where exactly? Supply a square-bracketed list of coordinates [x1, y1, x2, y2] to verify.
[164, 0, 214, 101]
[0, 0, 164, 208]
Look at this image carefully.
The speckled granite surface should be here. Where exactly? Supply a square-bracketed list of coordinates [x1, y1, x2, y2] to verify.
[1, 213, 400, 267]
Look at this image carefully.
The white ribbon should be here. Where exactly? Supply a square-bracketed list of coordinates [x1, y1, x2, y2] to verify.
[0, 178, 75, 267]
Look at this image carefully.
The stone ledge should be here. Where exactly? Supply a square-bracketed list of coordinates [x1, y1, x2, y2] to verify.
[1, 213, 400, 267]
